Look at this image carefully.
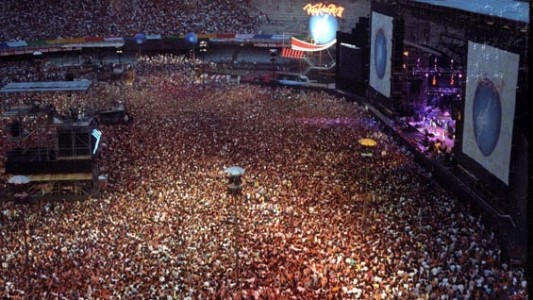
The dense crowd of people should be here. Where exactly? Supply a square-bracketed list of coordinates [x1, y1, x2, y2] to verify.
[0, 0, 256, 41]
[0, 54, 527, 299]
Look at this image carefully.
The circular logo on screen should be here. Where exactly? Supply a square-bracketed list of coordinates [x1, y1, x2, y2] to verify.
[473, 78, 502, 156]
[309, 14, 339, 45]
[374, 28, 387, 79]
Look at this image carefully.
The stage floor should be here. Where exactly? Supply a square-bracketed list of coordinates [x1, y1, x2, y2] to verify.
[408, 118, 455, 153]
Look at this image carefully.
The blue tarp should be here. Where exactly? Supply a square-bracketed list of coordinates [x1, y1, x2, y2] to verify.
[0, 80, 93, 93]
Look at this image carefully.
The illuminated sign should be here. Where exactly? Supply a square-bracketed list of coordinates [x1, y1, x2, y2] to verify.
[292, 2, 342, 50]
[304, 3, 344, 18]
[308, 13, 339, 45]
[91, 129, 102, 155]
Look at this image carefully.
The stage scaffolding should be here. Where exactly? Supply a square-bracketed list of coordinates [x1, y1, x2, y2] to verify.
[1, 80, 101, 198]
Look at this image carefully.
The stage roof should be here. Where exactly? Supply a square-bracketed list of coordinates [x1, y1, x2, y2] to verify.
[0, 80, 92, 93]
[413, 0, 529, 23]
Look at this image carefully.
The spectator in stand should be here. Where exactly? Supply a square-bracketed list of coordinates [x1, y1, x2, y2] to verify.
[0, 0, 257, 42]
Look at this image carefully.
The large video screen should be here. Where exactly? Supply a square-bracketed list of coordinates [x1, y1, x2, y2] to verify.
[369, 11, 393, 98]
[462, 41, 519, 185]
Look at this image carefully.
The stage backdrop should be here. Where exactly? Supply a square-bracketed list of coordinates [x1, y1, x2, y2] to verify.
[462, 41, 519, 185]
[369, 11, 393, 98]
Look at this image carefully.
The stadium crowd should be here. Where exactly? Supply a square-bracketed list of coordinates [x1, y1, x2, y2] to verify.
[0, 54, 527, 299]
[0, 0, 256, 41]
